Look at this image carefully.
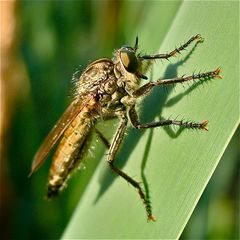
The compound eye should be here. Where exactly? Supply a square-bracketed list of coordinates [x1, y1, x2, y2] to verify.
[120, 50, 138, 73]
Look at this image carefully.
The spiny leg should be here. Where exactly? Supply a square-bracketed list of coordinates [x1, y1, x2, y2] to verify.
[129, 106, 209, 131]
[140, 34, 203, 61]
[107, 113, 156, 221]
[133, 68, 221, 97]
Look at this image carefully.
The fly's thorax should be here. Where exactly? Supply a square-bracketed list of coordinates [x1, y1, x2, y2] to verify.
[98, 86, 127, 109]
[97, 61, 140, 109]
[74, 58, 114, 96]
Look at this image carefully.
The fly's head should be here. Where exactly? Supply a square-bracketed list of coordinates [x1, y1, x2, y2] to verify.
[113, 37, 147, 93]
[118, 45, 139, 74]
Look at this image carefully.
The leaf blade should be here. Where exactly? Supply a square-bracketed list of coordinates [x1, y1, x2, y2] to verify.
[62, 1, 239, 239]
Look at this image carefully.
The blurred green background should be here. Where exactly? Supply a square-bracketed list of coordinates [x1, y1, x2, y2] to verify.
[0, 1, 239, 239]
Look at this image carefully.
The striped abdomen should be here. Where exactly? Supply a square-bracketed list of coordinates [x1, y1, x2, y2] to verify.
[47, 100, 97, 198]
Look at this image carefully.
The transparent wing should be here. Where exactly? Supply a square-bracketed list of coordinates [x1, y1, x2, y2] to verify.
[30, 58, 113, 176]
[29, 98, 84, 176]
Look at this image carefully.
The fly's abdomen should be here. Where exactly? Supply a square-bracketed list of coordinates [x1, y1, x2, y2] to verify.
[47, 106, 95, 199]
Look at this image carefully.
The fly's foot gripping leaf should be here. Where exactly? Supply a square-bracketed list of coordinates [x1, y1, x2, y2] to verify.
[148, 215, 157, 222]
[195, 33, 204, 43]
[200, 120, 209, 131]
[213, 67, 222, 79]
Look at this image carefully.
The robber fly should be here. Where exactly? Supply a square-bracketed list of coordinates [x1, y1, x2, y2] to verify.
[30, 34, 221, 221]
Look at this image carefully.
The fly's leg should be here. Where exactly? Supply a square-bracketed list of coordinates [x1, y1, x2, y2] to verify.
[129, 106, 208, 131]
[95, 128, 110, 149]
[107, 113, 156, 221]
[133, 68, 221, 97]
[140, 34, 203, 61]
[131, 70, 221, 130]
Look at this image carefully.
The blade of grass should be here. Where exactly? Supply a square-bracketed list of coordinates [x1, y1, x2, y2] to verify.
[62, 1, 239, 239]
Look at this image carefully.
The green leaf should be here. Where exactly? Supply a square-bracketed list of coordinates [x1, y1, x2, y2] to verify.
[62, 1, 239, 239]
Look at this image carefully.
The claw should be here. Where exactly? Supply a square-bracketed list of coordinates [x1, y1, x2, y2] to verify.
[200, 120, 209, 131]
[147, 215, 157, 222]
[196, 34, 204, 43]
[214, 67, 222, 79]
